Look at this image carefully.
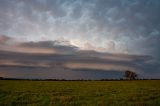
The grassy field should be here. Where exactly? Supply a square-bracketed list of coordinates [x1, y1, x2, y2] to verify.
[0, 80, 160, 106]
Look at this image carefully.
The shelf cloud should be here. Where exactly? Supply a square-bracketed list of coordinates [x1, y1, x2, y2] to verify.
[0, 35, 159, 79]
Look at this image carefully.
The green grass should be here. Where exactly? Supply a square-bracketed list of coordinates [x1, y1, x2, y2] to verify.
[0, 80, 160, 106]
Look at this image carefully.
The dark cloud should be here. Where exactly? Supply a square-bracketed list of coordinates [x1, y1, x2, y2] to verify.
[20, 40, 78, 54]
[0, 0, 160, 79]
[0, 37, 159, 79]
[0, 49, 159, 79]
[0, 0, 159, 57]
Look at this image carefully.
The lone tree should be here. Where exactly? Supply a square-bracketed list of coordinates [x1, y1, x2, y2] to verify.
[124, 70, 138, 80]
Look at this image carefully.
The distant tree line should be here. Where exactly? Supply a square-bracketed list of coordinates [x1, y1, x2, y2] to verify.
[0, 70, 159, 81]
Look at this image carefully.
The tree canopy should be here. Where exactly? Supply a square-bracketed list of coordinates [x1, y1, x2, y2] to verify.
[124, 70, 138, 80]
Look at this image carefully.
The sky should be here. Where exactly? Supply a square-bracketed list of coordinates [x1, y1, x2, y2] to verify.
[0, 0, 160, 79]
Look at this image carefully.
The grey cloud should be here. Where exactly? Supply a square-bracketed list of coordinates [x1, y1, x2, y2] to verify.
[0, 0, 160, 79]
[0, 35, 12, 44]
[0, 49, 159, 79]
[20, 40, 79, 54]
[0, 35, 78, 54]
[0, 38, 159, 79]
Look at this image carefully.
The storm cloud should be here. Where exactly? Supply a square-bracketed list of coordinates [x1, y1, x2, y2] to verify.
[0, 0, 160, 55]
[0, 0, 160, 79]
[0, 36, 159, 79]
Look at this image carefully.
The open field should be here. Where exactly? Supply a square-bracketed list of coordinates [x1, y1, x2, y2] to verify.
[0, 80, 160, 106]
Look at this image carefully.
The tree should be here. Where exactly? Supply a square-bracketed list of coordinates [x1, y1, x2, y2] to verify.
[0, 77, 3, 80]
[124, 70, 138, 80]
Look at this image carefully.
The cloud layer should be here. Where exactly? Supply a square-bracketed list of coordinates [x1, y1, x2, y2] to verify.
[0, 36, 159, 79]
[0, 0, 160, 79]
[0, 0, 160, 57]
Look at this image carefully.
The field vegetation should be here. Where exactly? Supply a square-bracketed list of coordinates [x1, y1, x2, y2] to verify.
[0, 80, 160, 106]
